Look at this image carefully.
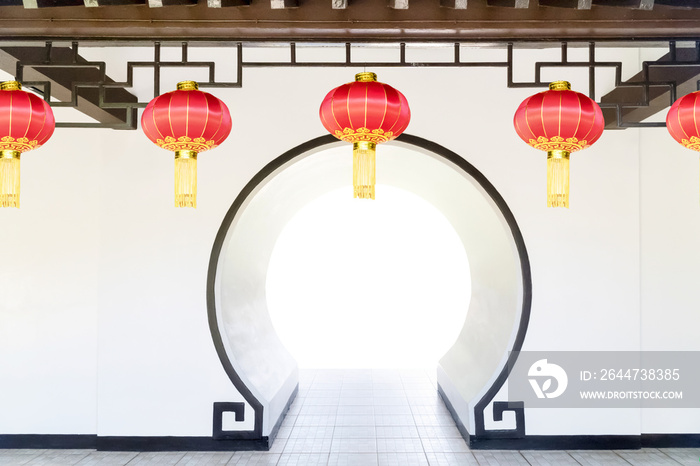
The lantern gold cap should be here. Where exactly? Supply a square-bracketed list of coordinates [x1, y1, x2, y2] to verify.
[355, 72, 377, 82]
[549, 81, 571, 91]
[177, 81, 199, 91]
[0, 81, 21, 91]
[0, 150, 21, 160]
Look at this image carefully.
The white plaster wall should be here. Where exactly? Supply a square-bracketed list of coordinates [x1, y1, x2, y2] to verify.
[0, 44, 696, 437]
[639, 127, 700, 434]
[0, 127, 100, 435]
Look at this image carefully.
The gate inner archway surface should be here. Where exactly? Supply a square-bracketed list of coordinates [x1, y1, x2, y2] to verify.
[207, 134, 531, 446]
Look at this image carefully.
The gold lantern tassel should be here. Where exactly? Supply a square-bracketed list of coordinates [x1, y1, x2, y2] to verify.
[0, 150, 20, 208]
[353, 141, 376, 199]
[547, 150, 570, 208]
[174, 150, 197, 208]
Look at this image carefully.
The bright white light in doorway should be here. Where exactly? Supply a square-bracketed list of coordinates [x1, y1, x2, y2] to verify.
[266, 185, 471, 369]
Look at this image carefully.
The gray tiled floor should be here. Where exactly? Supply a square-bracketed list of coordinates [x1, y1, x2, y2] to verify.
[1, 370, 699, 465]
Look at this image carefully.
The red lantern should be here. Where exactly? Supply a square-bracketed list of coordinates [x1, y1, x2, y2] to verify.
[514, 81, 604, 208]
[666, 91, 700, 200]
[0, 81, 55, 208]
[141, 81, 232, 208]
[320, 72, 410, 199]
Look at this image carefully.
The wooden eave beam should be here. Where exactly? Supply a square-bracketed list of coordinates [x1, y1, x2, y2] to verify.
[440, 0, 467, 8]
[591, 0, 654, 9]
[486, 0, 529, 8]
[2, 0, 700, 39]
[388, 0, 408, 9]
[538, 0, 592, 9]
[271, 0, 297, 8]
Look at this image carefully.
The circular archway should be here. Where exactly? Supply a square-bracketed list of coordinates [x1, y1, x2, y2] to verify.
[206, 134, 531, 442]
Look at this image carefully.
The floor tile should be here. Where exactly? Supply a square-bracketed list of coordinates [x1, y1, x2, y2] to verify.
[416, 425, 463, 439]
[267, 437, 287, 454]
[277, 453, 329, 466]
[307, 389, 342, 396]
[279, 415, 297, 428]
[413, 414, 456, 427]
[341, 384, 372, 391]
[294, 415, 337, 426]
[340, 390, 373, 399]
[425, 452, 479, 466]
[659, 448, 700, 465]
[335, 415, 375, 426]
[283, 437, 333, 454]
[311, 383, 344, 390]
[337, 406, 374, 416]
[338, 397, 373, 407]
[409, 397, 444, 407]
[405, 390, 438, 399]
[330, 438, 377, 453]
[373, 390, 405, 398]
[377, 452, 428, 466]
[373, 383, 403, 391]
[286, 402, 303, 415]
[127, 452, 187, 465]
[471, 451, 530, 465]
[376, 438, 424, 453]
[0, 450, 45, 465]
[374, 405, 412, 416]
[410, 405, 451, 416]
[615, 448, 683, 465]
[303, 398, 340, 406]
[226, 452, 280, 465]
[374, 415, 415, 426]
[297, 406, 338, 415]
[372, 398, 409, 406]
[327, 452, 378, 466]
[420, 438, 469, 453]
[520, 450, 580, 465]
[332, 426, 376, 439]
[25, 449, 92, 465]
[175, 452, 233, 465]
[275, 426, 293, 440]
[75, 452, 139, 465]
[288, 426, 334, 439]
[567, 450, 633, 466]
[375, 426, 420, 439]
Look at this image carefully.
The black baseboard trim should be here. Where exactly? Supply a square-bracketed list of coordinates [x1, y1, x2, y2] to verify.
[0, 435, 97, 449]
[2, 432, 698, 451]
[642, 434, 700, 448]
[0, 435, 269, 451]
[469, 433, 700, 450]
[470, 434, 642, 450]
[95, 436, 269, 451]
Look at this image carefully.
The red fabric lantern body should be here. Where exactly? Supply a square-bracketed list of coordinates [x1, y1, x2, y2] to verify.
[666, 91, 700, 200]
[513, 81, 604, 208]
[319, 72, 410, 199]
[141, 81, 232, 208]
[0, 81, 55, 208]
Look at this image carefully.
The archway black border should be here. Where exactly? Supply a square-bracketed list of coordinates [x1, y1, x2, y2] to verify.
[205, 133, 532, 444]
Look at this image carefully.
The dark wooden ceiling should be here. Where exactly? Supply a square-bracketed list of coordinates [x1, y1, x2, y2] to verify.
[1, 0, 700, 40]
